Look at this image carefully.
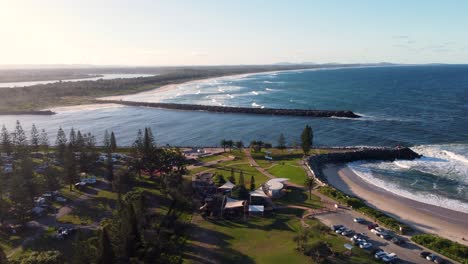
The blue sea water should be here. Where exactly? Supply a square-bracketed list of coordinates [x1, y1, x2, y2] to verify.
[1, 65, 467, 211]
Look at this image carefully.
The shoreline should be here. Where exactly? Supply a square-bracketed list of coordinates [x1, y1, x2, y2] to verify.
[323, 164, 468, 245]
[98, 65, 381, 102]
[98, 69, 289, 101]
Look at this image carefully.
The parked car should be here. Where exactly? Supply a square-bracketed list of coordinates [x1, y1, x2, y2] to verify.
[382, 253, 398, 263]
[331, 224, 343, 231]
[341, 229, 355, 236]
[391, 237, 405, 245]
[375, 251, 388, 259]
[56, 196, 67, 203]
[426, 254, 437, 261]
[335, 226, 346, 234]
[420, 251, 431, 258]
[359, 242, 373, 249]
[379, 233, 393, 240]
[353, 217, 365, 223]
[368, 223, 379, 230]
[433, 256, 445, 264]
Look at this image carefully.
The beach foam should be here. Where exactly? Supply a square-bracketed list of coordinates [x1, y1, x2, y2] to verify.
[348, 161, 468, 213]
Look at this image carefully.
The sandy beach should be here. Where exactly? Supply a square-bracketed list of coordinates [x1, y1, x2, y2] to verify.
[323, 164, 468, 245]
[98, 70, 282, 102]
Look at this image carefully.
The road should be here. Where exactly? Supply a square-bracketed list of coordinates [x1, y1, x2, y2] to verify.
[315, 208, 457, 264]
[243, 148, 457, 264]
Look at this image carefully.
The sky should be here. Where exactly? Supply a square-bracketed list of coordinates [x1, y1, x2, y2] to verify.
[0, 0, 467, 66]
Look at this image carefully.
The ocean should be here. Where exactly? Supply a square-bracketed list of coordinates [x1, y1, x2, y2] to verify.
[1, 65, 467, 212]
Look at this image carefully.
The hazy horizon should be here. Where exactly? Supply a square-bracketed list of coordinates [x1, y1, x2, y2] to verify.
[1, 0, 468, 66]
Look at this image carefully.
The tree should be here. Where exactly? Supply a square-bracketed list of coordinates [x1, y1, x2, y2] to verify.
[110, 132, 117, 152]
[228, 168, 236, 184]
[64, 145, 77, 191]
[226, 140, 234, 152]
[300, 125, 313, 155]
[143, 127, 155, 153]
[55, 127, 67, 162]
[76, 130, 85, 151]
[103, 130, 111, 151]
[97, 227, 115, 264]
[106, 152, 114, 183]
[304, 177, 316, 200]
[213, 173, 226, 186]
[12, 121, 28, 157]
[278, 133, 286, 150]
[220, 139, 227, 152]
[249, 175, 256, 191]
[39, 129, 49, 155]
[69, 128, 77, 150]
[30, 124, 40, 151]
[0, 244, 8, 264]
[10, 157, 35, 221]
[0, 125, 12, 156]
[238, 170, 245, 186]
[235, 140, 244, 151]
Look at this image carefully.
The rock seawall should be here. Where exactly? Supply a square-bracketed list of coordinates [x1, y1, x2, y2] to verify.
[101, 100, 361, 118]
[0, 110, 55, 115]
[308, 147, 422, 184]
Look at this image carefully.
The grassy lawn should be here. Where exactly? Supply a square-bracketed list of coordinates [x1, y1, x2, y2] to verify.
[268, 164, 307, 185]
[188, 208, 377, 264]
[213, 163, 269, 187]
[189, 210, 310, 264]
[251, 148, 307, 185]
[278, 187, 322, 209]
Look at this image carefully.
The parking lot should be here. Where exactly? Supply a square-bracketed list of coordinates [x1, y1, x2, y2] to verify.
[314, 208, 454, 264]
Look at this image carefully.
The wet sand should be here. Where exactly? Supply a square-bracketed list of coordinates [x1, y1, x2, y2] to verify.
[323, 164, 468, 245]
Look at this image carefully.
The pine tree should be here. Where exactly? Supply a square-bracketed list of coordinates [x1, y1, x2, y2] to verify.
[64, 145, 77, 191]
[228, 168, 236, 184]
[121, 204, 142, 259]
[0, 125, 12, 156]
[97, 227, 115, 264]
[110, 132, 117, 152]
[69, 128, 77, 150]
[39, 129, 49, 155]
[143, 127, 154, 153]
[55, 127, 68, 161]
[13, 121, 28, 157]
[76, 130, 85, 151]
[103, 130, 110, 151]
[10, 157, 35, 221]
[0, 245, 8, 264]
[106, 153, 114, 183]
[71, 230, 94, 264]
[278, 133, 286, 150]
[300, 125, 313, 155]
[238, 170, 245, 186]
[30, 124, 40, 151]
[250, 175, 256, 191]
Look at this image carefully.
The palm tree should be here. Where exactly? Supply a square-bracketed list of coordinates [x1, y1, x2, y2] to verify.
[304, 177, 316, 200]
[220, 139, 227, 152]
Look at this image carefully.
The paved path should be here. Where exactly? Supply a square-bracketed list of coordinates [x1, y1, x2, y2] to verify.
[243, 149, 275, 179]
[187, 155, 235, 170]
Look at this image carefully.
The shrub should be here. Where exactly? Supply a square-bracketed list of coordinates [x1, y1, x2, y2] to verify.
[412, 234, 468, 264]
[318, 186, 411, 233]
[12, 250, 63, 264]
